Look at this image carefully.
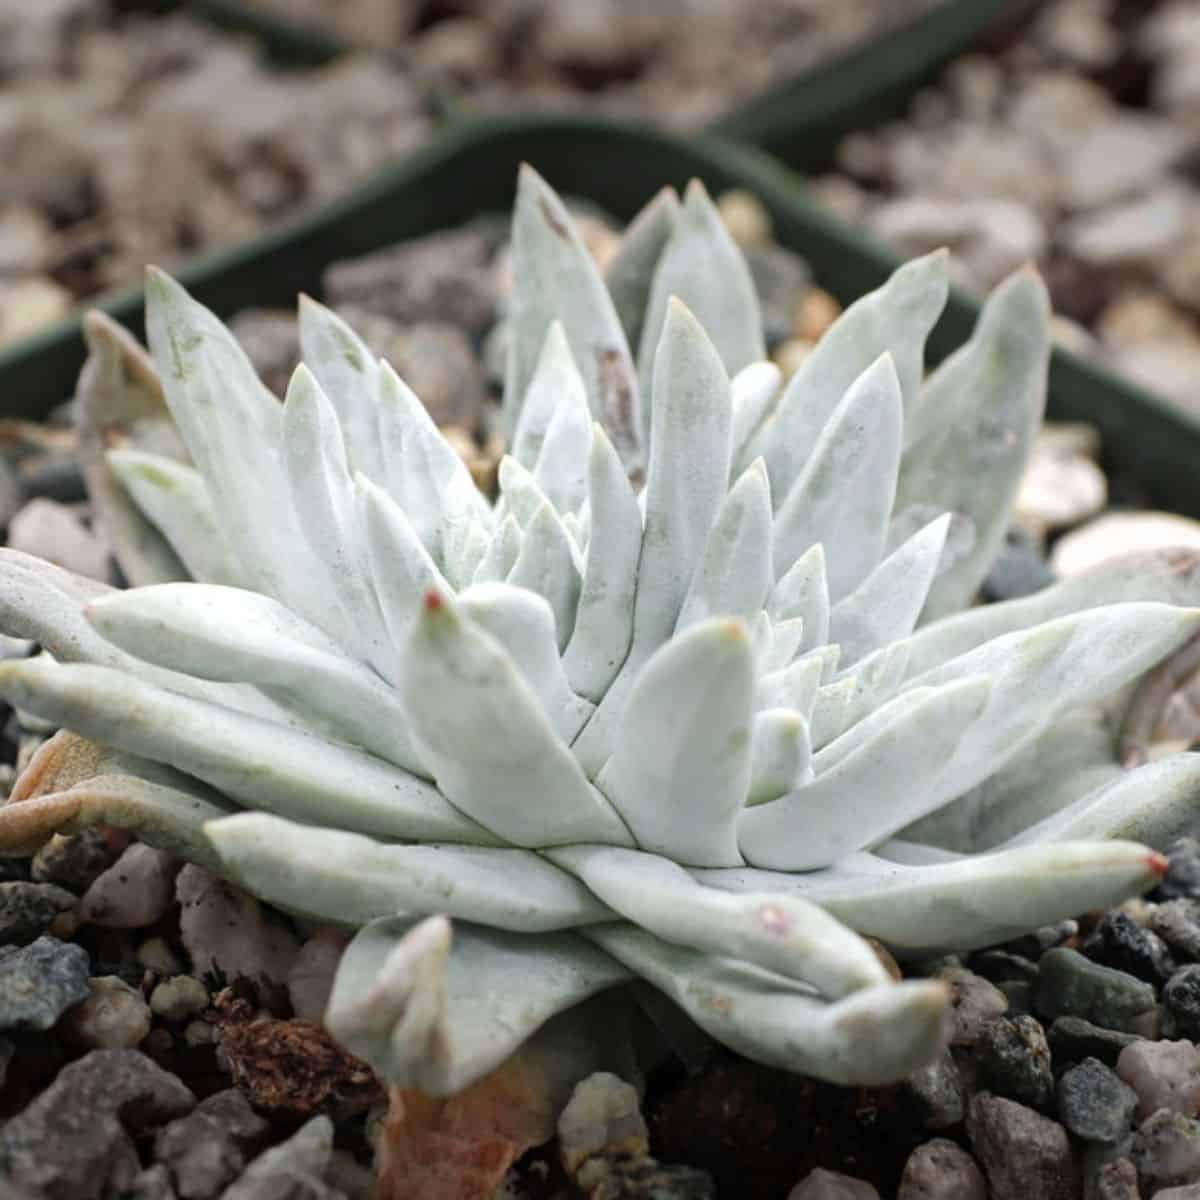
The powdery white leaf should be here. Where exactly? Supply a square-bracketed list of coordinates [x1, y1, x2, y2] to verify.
[605, 185, 680, 353]
[549, 843, 886, 996]
[505, 166, 639, 468]
[773, 354, 903, 600]
[327, 915, 629, 1096]
[830, 514, 950, 667]
[739, 676, 993, 870]
[208, 812, 610, 931]
[596, 618, 753, 867]
[748, 709, 813, 806]
[0, 657, 487, 843]
[636, 179, 764, 447]
[108, 450, 249, 588]
[585, 923, 950, 1086]
[400, 593, 631, 847]
[897, 268, 1050, 620]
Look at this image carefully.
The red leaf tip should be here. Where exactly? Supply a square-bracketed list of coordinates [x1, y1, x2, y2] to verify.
[423, 590, 444, 613]
[1147, 852, 1169, 879]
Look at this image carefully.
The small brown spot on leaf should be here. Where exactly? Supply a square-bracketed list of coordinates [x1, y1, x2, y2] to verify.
[539, 198, 569, 240]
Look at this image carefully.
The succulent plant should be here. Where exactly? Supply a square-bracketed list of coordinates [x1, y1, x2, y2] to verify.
[0, 168, 1198, 1098]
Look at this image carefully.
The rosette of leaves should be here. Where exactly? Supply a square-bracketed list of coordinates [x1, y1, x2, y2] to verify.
[0, 168, 1197, 1098]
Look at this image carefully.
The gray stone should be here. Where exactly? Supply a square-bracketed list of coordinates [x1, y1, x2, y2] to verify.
[1062, 186, 1189, 267]
[1035, 947, 1157, 1034]
[904, 1046, 966, 1130]
[1000, 921, 1077, 960]
[7, 497, 109, 580]
[221, 1115, 337, 1200]
[1057, 1058, 1138, 1143]
[81, 843, 177, 928]
[1148, 901, 1200, 962]
[287, 929, 348, 1023]
[1155, 1184, 1200, 1198]
[787, 1167, 879, 1199]
[976, 1015, 1054, 1110]
[177, 865, 299, 1006]
[1118, 1039, 1200, 1121]
[151, 975, 211, 1023]
[1081, 911, 1177, 989]
[966, 1093, 1078, 1200]
[1093, 1156, 1140, 1200]
[127, 1164, 180, 1200]
[981, 528, 1055, 603]
[1165, 966, 1200, 1040]
[1131, 1108, 1200, 1194]
[897, 1138, 986, 1200]
[0, 1049, 195, 1200]
[1154, 840, 1200, 902]
[1048, 1016, 1142, 1067]
[32, 828, 122, 892]
[156, 1090, 270, 1200]
[323, 224, 498, 338]
[353, 317, 487, 432]
[0, 935, 89, 1032]
[1061, 116, 1189, 210]
[936, 965, 1008, 1046]
[0, 880, 76, 944]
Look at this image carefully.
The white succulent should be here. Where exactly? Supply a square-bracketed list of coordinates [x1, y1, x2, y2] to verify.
[0, 168, 1197, 1097]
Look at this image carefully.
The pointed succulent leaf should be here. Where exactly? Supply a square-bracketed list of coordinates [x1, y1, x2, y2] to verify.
[768, 544, 830, 650]
[906, 548, 1200, 679]
[897, 268, 1051, 619]
[458, 582, 593, 743]
[636, 179, 764, 446]
[549, 844, 887, 996]
[530, 347, 592, 519]
[810, 639, 912, 749]
[108, 450, 249, 588]
[1001, 753, 1200, 850]
[570, 300, 732, 771]
[471, 515, 524, 586]
[282, 366, 391, 673]
[755, 654, 824, 719]
[596, 618, 753, 867]
[773, 354, 903, 599]
[511, 322, 585, 472]
[401, 593, 632, 847]
[748, 709, 813, 806]
[585, 923, 950, 1086]
[145, 269, 343, 630]
[634, 298, 734, 645]
[357, 474, 452, 671]
[604, 185, 680, 351]
[700, 841, 1166, 957]
[376, 360, 491, 566]
[675, 459, 773, 631]
[86, 583, 427, 774]
[739, 676, 992, 870]
[505, 502, 581, 650]
[830, 515, 950, 667]
[731, 362, 783, 475]
[0, 657, 489, 843]
[297, 295, 385, 482]
[762, 616, 806, 673]
[906, 604, 1200, 800]
[562, 425, 642, 703]
[505, 166, 640, 468]
[749, 250, 948, 501]
[207, 813, 611, 930]
[899, 707, 1120, 853]
[77, 312, 187, 586]
[327, 915, 629, 1095]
